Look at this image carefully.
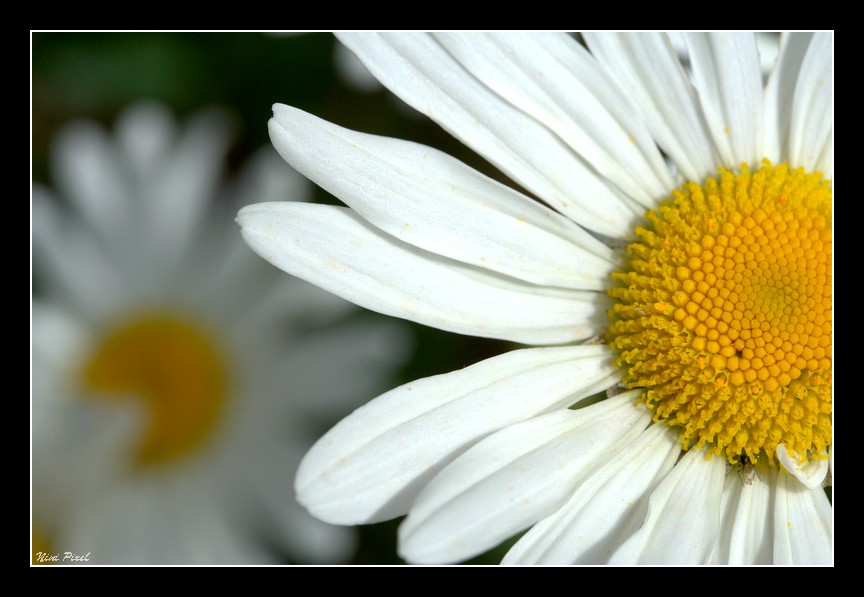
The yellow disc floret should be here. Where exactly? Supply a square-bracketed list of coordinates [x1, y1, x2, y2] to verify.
[607, 161, 832, 466]
[82, 313, 228, 468]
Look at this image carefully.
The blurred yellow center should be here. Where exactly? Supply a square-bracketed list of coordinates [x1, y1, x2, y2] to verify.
[82, 314, 228, 467]
[607, 161, 832, 466]
[32, 527, 53, 565]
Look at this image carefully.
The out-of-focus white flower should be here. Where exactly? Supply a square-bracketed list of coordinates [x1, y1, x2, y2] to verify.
[31, 102, 410, 564]
[238, 33, 832, 564]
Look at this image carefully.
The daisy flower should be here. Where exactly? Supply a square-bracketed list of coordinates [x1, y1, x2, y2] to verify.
[31, 102, 410, 564]
[238, 32, 832, 564]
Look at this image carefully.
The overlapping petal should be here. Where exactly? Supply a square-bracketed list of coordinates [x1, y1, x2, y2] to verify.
[338, 32, 640, 238]
[238, 202, 606, 345]
[503, 422, 680, 564]
[764, 32, 833, 174]
[683, 32, 764, 167]
[434, 32, 674, 208]
[295, 345, 621, 525]
[268, 104, 616, 291]
[584, 32, 720, 182]
[708, 469, 773, 564]
[398, 392, 651, 563]
[608, 448, 727, 564]
[787, 33, 833, 173]
[773, 471, 833, 564]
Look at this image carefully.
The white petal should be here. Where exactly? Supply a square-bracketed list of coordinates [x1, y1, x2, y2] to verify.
[684, 32, 764, 167]
[706, 473, 740, 565]
[31, 302, 92, 443]
[503, 422, 680, 564]
[114, 102, 178, 184]
[50, 119, 133, 248]
[434, 32, 674, 207]
[608, 447, 726, 564]
[295, 345, 621, 525]
[728, 468, 774, 565]
[708, 467, 773, 564]
[773, 471, 833, 564]
[268, 104, 615, 290]
[31, 301, 90, 382]
[777, 445, 830, 489]
[120, 104, 235, 267]
[238, 202, 606, 345]
[788, 32, 833, 172]
[32, 189, 129, 317]
[337, 32, 639, 238]
[816, 127, 833, 180]
[584, 32, 720, 183]
[399, 392, 651, 564]
[763, 33, 815, 165]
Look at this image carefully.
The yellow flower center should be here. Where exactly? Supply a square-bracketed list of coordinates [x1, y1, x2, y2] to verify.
[607, 161, 832, 466]
[81, 314, 229, 468]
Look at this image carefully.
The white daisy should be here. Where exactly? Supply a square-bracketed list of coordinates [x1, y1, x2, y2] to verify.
[31, 102, 410, 565]
[238, 32, 832, 564]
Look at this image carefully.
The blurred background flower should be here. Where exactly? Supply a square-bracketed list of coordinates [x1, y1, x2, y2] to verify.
[31, 100, 415, 564]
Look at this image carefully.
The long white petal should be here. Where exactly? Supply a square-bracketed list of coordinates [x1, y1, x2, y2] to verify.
[268, 104, 615, 290]
[118, 104, 234, 270]
[816, 127, 833, 180]
[434, 32, 674, 207]
[31, 301, 91, 387]
[608, 447, 726, 564]
[773, 472, 833, 564]
[399, 393, 651, 564]
[584, 32, 720, 183]
[31, 302, 94, 443]
[706, 473, 740, 565]
[50, 120, 133, 249]
[295, 345, 621, 525]
[32, 189, 129, 317]
[337, 32, 639, 238]
[708, 467, 773, 564]
[788, 32, 833, 172]
[503, 422, 680, 564]
[238, 202, 606, 344]
[728, 468, 774, 565]
[763, 33, 814, 165]
[684, 32, 763, 167]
